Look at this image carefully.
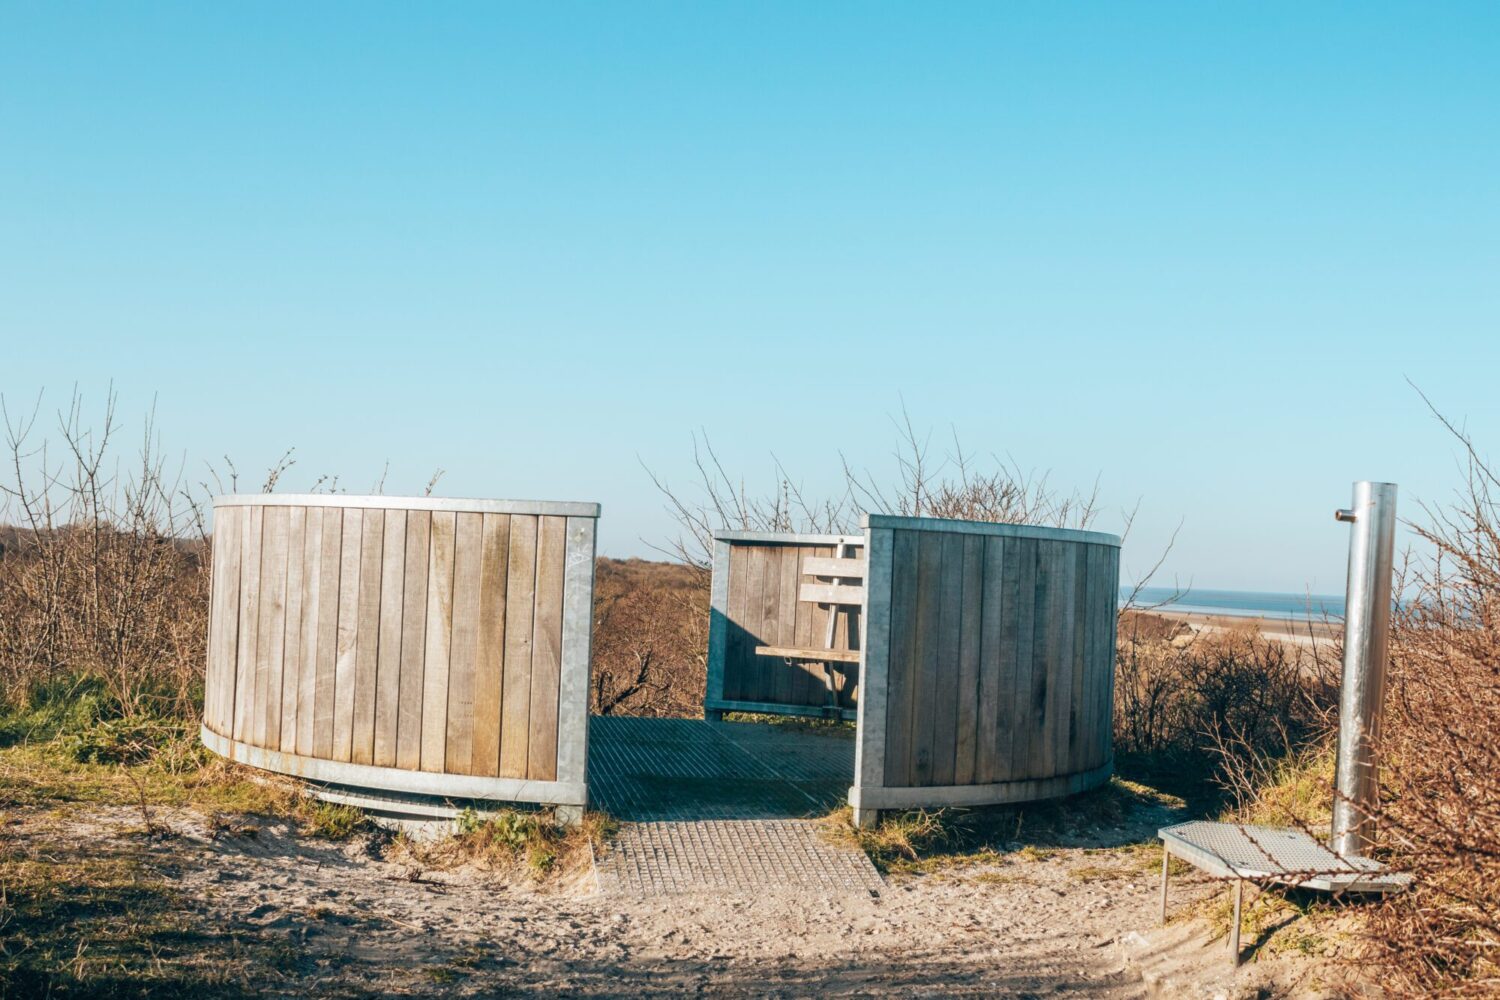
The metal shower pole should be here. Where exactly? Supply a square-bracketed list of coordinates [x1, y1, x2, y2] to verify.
[1330, 481, 1398, 858]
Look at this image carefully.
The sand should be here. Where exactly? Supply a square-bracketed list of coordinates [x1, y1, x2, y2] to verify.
[14, 796, 1348, 998]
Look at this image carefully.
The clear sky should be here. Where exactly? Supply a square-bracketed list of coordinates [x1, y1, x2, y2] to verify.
[2, 3, 1497, 593]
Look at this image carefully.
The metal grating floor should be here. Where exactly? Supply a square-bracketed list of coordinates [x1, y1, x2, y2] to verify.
[593, 819, 884, 896]
[586, 717, 880, 896]
[586, 716, 853, 822]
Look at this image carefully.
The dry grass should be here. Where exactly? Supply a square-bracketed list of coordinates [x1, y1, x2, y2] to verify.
[388, 807, 616, 883]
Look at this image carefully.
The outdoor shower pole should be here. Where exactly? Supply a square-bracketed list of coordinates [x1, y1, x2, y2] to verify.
[1330, 481, 1398, 858]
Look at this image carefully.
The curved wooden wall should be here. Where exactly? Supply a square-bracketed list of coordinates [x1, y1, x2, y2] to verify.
[850, 515, 1120, 823]
[200, 495, 599, 811]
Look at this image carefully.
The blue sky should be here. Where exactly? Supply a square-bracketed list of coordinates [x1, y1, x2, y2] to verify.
[2, 3, 1496, 592]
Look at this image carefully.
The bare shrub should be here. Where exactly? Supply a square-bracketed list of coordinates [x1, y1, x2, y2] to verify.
[589, 558, 708, 717]
[1361, 410, 1500, 996]
[0, 390, 209, 717]
[1113, 619, 1339, 802]
[647, 411, 1105, 569]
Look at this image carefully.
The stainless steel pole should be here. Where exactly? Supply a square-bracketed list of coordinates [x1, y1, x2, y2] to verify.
[1330, 481, 1398, 857]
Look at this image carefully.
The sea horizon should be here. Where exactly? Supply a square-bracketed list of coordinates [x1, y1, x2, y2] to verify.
[1120, 586, 1345, 622]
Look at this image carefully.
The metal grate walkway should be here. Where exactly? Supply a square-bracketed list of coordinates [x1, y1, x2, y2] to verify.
[586, 717, 882, 896]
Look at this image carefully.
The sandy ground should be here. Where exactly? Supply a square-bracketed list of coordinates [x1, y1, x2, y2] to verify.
[12, 798, 1347, 999]
[1149, 610, 1341, 651]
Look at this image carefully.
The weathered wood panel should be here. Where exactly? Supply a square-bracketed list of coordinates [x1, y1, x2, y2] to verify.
[202, 495, 598, 813]
[707, 536, 865, 716]
[864, 515, 1119, 796]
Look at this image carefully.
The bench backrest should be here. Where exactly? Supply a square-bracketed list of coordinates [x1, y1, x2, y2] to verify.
[799, 555, 866, 608]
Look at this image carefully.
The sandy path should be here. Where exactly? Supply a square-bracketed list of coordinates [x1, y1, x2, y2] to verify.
[17, 805, 1328, 998]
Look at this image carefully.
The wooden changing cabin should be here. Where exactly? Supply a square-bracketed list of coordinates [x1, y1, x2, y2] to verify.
[705, 515, 1121, 826]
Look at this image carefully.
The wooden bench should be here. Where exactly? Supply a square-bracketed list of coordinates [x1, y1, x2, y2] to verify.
[754, 543, 865, 712]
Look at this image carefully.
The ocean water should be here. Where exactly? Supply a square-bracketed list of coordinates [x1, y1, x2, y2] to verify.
[1121, 586, 1344, 622]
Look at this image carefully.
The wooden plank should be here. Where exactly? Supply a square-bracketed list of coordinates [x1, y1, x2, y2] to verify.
[395, 511, 430, 771]
[295, 508, 322, 756]
[1030, 539, 1065, 780]
[953, 532, 985, 785]
[255, 507, 291, 751]
[1100, 546, 1121, 767]
[747, 543, 772, 704]
[420, 511, 456, 773]
[499, 515, 538, 778]
[974, 534, 1006, 783]
[1067, 543, 1091, 771]
[312, 508, 342, 760]
[790, 547, 822, 706]
[349, 508, 384, 765]
[233, 505, 263, 744]
[331, 509, 364, 762]
[928, 531, 966, 786]
[882, 529, 921, 787]
[853, 528, 894, 793]
[801, 556, 866, 579]
[471, 513, 510, 777]
[798, 583, 866, 606]
[527, 515, 566, 781]
[1045, 540, 1078, 777]
[444, 512, 484, 774]
[724, 543, 751, 701]
[209, 506, 243, 734]
[780, 548, 804, 704]
[754, 645, 862, 663]
[278, 506, 306, 753]
[373, 511, 406, 767]
[1087, 543, 1111, 771]
[1002, 536, 1037, 783]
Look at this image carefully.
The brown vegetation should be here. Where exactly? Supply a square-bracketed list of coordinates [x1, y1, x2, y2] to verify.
[1360, 431, 1500, 996]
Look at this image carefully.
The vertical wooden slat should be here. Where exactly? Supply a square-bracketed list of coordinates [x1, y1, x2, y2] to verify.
[296, 508, 323, 757]
[420, 511, 456, 772]
[445, 512, 484, 774]
[527, 515, 567, 781]
[233, 506, 263, 744]
[472, 513, 510, 777]
[774, 545, 799, 706]
[953, 533, 985, 785]
[332, 509, 363, 763]
[1101, 546, 1121, 767]
[499, 515, 537, 778]
[1030, 540, 1064, 779]
[209, 507, 243, 735]
[279, 506, 306, 753]
[1003, 536, 1037, 783]
[790, 546, 820, 706]
[908, 531, 947, 786]
[350, 509, 384, 765]
[928, 532, 966, 786]
[726, 544, 751, 701]
[312, 508, 342, 760]
[882, 529, 920, 787]
[974, 534, 1007, 783]
[756, 545, 780, 704]
[1045, 541, 1077, 777]
[255, 506, 290, 751]
[396, 511, 430, 771]
[373, 511, 406, 767]
[1068, 544, 1091, 769]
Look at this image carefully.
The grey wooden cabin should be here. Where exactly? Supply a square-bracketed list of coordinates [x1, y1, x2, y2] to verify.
[706, 514, 1121, 826]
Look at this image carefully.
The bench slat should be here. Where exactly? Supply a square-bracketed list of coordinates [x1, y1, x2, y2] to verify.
[801, 556, 866, 579]
[755, 645, 861, 664]
[799, 582, 866, 606]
